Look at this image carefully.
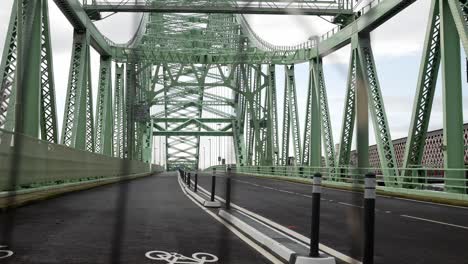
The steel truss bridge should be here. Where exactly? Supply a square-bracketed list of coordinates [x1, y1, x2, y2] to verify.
[0, 0, 467, 194]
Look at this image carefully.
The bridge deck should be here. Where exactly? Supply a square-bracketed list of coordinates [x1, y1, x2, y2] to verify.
[0, 173, 269, 263]
[196, 172, 468, 264]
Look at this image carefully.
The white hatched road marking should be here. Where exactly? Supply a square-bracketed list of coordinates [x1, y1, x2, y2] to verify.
[177, 176, 283, 264]
[192, 177, 361, 264]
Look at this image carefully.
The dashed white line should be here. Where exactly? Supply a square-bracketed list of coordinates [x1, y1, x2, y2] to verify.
[338, 202, 362, 208]
[238, 175, 468, 210]
[400, 215, 468, 230]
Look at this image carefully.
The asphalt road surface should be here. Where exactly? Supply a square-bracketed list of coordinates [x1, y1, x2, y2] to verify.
[196, 172, 468, 264]
[0, 173, 271, 264]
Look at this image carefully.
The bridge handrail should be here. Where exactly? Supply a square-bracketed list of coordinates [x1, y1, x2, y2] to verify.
[236, 0, 389, 53]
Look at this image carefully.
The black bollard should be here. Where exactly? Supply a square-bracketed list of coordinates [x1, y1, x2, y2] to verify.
[210, 175, 216, 202]
[309, 172, 321, 257]
[194, 173, 198, 192]
[226, 177, 231, 210]
[187, 173, 191, 187]
[363, 172, 376, 264]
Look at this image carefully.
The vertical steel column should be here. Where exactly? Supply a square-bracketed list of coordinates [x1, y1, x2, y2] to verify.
[281, 66, 291, 165]
[303, 62, 314, 166]
[267, 64, 279, 165]
[337, 48, 357, 170]
[18, 0, 41, 138]
[281, 65, 302, 165]
[353, 35, 369, 173]
[126, 62, 137, 159]
[357, 34, 398, 185]
[265, 64, 278, 165]
[402, 0, 441, 184]
[1, 0, 57, 142]
[95, 56, 113, 156]
[312, 59, 336, 173]
[61, 30, 94, 151]
[447, 0, 468, 56]
[310, 61, 322, 167]
[287, 65, 302, 165]
[39, 0, 58, 143]
[233, 65, 247, 166]
[440, 0, 465, 193]
[0, 1, 19, 130]
[113, 64, 125, 158]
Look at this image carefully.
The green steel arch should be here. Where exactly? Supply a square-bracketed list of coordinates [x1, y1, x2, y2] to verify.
[1, 0, 467, 193]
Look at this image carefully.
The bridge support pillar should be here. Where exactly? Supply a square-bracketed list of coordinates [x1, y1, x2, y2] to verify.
[440, 0, 465, 193]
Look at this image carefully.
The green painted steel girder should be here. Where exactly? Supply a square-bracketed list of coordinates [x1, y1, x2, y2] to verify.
[402, 0, 441, 183]
[61, 30, 95, 152]
[1, 0, 59, 142]
[52, 0, 113, 56]
[153, 118, 234, 123]
[356, 34, 399, 185]
[111, 0, 418, 64]
[440, 0, 465, 193]
[154, 131, 233, 136]
[83, 1, 354, 16]
[95, 56, 113, 156]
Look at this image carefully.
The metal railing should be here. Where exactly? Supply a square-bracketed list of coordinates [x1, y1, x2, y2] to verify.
[214, 165, 468, 201]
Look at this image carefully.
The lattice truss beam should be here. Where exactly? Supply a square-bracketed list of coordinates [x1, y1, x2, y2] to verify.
[332, 34, 399, 186]
[150, 62, 236, 170]
[0, 0, 58, 142]
[0, 0, 153, 163]
[242, 64, 277, 166]
[83, 0, 354, 16]
[281, 65, 302, 165]
[401, 0, 467, 192]
[2, 0, 467, 182]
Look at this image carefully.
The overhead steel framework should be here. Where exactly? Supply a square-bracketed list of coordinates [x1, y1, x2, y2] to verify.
[82, 0, 354, 16]
[1, 0, 467, 193]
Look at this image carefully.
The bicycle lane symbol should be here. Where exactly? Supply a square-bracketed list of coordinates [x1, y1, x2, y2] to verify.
[145, 250, 218, 264]
[0, 245, 13, 259]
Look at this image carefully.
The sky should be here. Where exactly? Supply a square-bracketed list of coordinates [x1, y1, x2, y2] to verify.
[0, 0, 467, 167]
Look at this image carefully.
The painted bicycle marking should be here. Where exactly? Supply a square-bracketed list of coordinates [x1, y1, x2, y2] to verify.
[0, 245, 13, 259]
[145, 250, 218, 264]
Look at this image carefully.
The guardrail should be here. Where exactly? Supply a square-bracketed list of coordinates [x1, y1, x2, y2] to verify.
[0, 129, 162, 191]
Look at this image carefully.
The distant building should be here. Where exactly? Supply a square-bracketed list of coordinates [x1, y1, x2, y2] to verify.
[349, 123, 468, 169]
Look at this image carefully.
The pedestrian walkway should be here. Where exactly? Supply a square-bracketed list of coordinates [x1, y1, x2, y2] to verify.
[0, 173, 271, 263]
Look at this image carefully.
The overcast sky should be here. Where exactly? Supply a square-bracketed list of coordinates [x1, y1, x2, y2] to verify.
[0, 0, 467, 166]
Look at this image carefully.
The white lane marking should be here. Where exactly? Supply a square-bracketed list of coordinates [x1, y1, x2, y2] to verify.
[0, 245, 13, 259]
[239, 175, 468, 210]
[193, 180, 360, 264]
[177, 177, 283, 264]
[338, 202, 362, 208]
[400, 215, 468, 230]
[383, 196, 468, 210]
